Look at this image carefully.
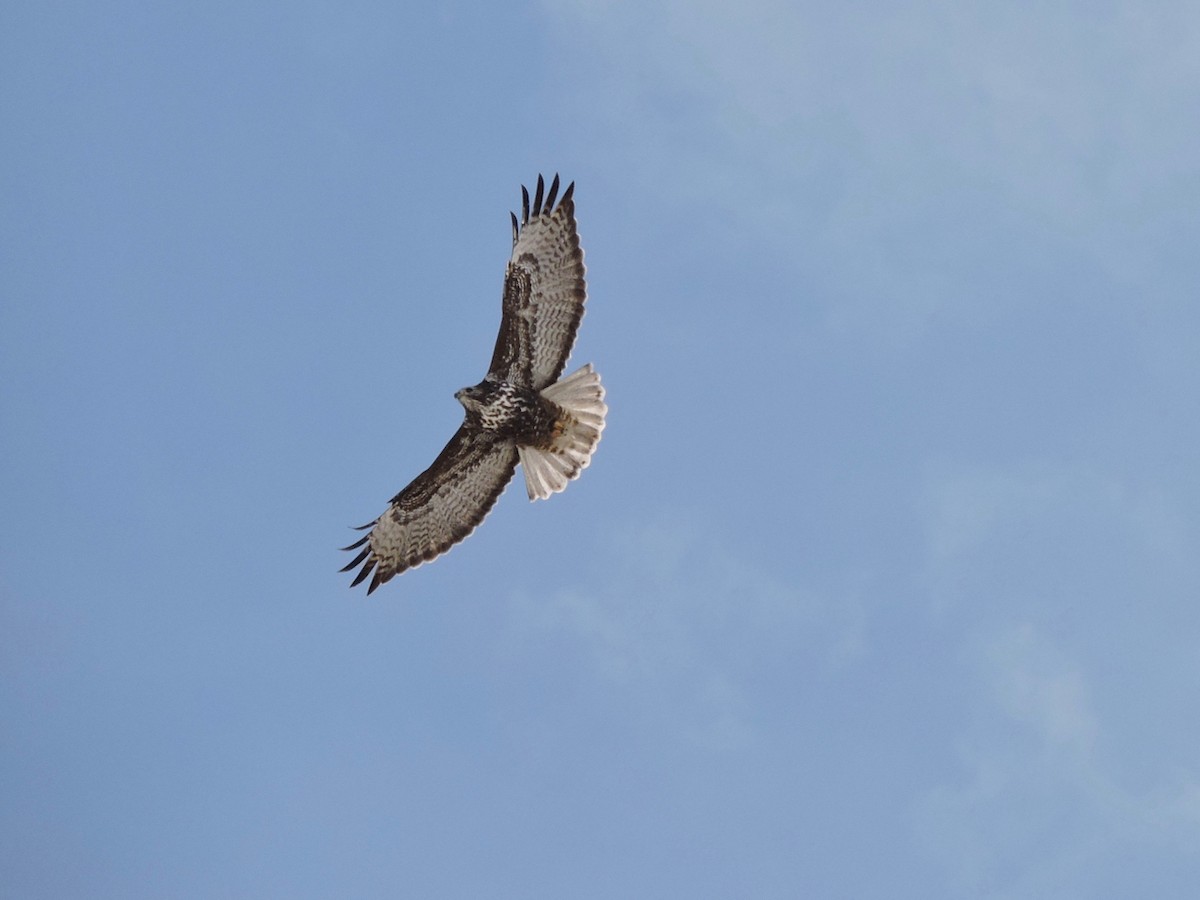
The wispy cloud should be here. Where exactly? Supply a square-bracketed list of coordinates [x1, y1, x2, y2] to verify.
[916, 622, 1200, 895]
[987, 624, 1098, 757]
[921, 460, 1198, 615]
[546, 1, 1200, 211]
[542, 1, 1200, 340]
[502, 512, 863, 748]
[913, 454, 1200, 890]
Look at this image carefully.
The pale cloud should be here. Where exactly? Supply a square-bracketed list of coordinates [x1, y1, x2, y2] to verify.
[502, 512, 861, 746]
[924, 466, 1067, 565]
[986, 624, 1098, 758]
[541, 1, 1200, 339]
[919, 460, 1197, 613]
[913, 457, 1200, 889]
[544, 1, 1200, 212]
[916, 622, 1200, 895]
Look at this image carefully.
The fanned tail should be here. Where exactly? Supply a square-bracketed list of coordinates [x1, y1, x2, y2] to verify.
[519, 364, 607, 500]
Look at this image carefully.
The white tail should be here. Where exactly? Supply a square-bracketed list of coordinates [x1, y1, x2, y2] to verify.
[519, 363, 608, 500]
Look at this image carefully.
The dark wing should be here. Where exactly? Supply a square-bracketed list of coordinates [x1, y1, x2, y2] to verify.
[488, 174, 587, 391]
[341, 426, 518, 593]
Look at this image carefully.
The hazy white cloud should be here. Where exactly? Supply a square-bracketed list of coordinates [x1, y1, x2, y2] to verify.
[503, 513, 862, 747]
[916, 622, 1200, 895]
[913, 455, 1200, 891]
[542, 1, 1200, 339]
[987, 624, 1097, 756]
[920, 460, 1196, 613]
[546, 0, 1200, 209]
[924, 466, 1072, 565]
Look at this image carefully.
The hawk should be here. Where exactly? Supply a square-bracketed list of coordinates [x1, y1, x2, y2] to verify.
[341, 175, 607, 593]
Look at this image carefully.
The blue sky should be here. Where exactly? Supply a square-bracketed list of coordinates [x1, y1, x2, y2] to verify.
[3, 1, 1199, 896]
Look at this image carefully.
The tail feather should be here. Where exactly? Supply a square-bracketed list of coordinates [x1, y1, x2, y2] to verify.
[519, 364, 607, 500]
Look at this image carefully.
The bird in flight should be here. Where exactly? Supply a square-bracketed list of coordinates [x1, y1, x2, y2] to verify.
[342, 175, 607, 593]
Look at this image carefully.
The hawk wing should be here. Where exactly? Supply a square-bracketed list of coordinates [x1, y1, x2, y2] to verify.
[488, 174, 587, 391]
[341, 427, 518, 593]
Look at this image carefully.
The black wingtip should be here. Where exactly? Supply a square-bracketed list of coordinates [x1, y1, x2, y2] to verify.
[532, 174, 545, 217]
[339, 546, 372, 573]
[515, 174, 571, 235]
[349, 559, 376, 588]
[511, 175, 571, 236]
[340, 533, 370, 552]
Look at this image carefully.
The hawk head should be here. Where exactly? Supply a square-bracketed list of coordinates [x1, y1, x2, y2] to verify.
[455, 378, 528, 432]
[454, 380, 497, 415]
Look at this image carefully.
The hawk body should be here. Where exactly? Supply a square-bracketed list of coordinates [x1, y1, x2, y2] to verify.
[342, 175, 606, 593]
[454, 379, 560, 440]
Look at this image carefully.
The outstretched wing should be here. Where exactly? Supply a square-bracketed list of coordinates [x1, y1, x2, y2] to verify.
[341, 427, 519, 593]
[488, 174, 587, 391]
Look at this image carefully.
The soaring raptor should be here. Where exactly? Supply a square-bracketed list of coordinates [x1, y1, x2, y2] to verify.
[342, 175, 606, 593]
